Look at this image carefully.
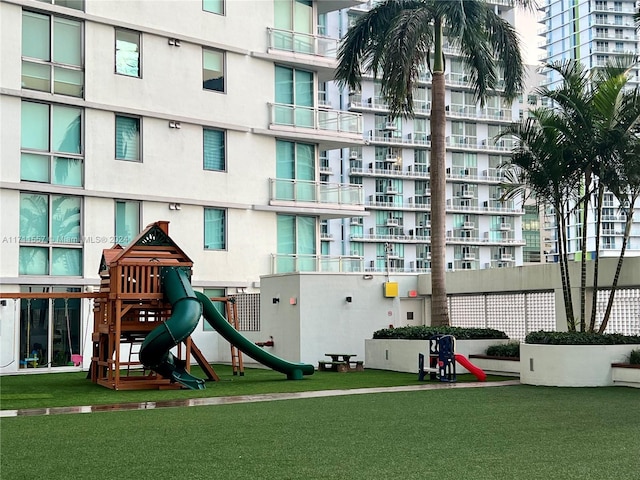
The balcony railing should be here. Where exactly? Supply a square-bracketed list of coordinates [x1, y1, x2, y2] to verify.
[270, 103, 362, 135]
[271, 254, 364, 274]
[268, 28, 338, 58]
[270, 178, 364, 206]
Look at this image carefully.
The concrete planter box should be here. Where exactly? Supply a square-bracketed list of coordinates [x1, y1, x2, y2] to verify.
[611, 364, 640, 388]
[365, 338, 509, 374]
[520, 344, 638, 387]
[468, 355, 520, 377]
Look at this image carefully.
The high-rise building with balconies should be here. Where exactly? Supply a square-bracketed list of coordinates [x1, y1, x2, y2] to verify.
[317, 1, 539, 274]
[0, 0, 367, 374]
[538, 0, 640, 261]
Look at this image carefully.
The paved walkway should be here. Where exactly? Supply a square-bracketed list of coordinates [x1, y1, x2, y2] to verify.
[0, 380, 520, 418]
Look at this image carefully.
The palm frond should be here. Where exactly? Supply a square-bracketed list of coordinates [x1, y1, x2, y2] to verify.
[335, 0, 427, 93]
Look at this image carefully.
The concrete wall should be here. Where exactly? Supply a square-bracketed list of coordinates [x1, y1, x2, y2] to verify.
[520, 343, 638, 387]
[259, 273, 421, 366]
[418, 257, 640, 331]
[255, 258, 640, 368]
[364, 339, 507, 374]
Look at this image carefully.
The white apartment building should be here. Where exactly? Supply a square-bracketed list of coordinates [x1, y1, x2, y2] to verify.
[0, 0, 366, 374]
[539, 0, 640, 260]
[319, 1, 536, 274]
[0, 0, 548, 375]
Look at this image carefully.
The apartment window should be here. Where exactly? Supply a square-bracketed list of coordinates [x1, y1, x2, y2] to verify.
[203, 0, 224, 14]
[203, 128, 225, 171]
[277, 214, 316, 272]
[21, 101, 83, 187]
[19, 193, 82, 276]
[36, 0, 84, 9]
[115, 200, 140, 246]
[115, 115, 141, 161]
[275, 140, 315, 201]
[413, 118, 428, 142]
[603, 193, 615, 207]
[274, 66, 313, 127]
[204, 208, 226, 250]
[203, 48, 225, 92]
[22, 11, 83, 97]
[274, 0, 313, 53]
[115, 29, 141, 77]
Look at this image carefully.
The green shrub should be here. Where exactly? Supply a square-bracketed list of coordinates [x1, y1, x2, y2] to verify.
[372, 325, 508, 340]
[485, 342, 520, 358]
[525, 331, 640, 345]
[629, 349, 640, 365]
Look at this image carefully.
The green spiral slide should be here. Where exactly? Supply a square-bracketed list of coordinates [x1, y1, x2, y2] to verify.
[139, 267, 206, 390]
[140, 267, 314, 390]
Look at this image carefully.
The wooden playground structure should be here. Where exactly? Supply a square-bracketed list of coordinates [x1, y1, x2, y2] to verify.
[91, 220, 249, 389]
[1, 221, 244, 390]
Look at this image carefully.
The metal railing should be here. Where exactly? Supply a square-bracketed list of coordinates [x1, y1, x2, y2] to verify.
[270, 178, 364, 206]
[269, 103, 362, 135]
[267, 28, 338, 58]
[271, 254, 364, 274]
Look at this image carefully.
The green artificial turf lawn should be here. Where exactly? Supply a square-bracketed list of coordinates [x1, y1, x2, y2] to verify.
[0, 364, 508, 410]
[1, 386, 639, 480]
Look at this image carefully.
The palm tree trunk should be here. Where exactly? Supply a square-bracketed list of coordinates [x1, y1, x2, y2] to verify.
[579, 171, 590, 331]
[429, 18, 449, 327]
[589, 184, 604, 332]
[557, 199, 575, 330]
[598, 197, 637, 333]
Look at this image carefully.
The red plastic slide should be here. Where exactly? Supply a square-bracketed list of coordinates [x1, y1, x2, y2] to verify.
[454, 354, 487, 382]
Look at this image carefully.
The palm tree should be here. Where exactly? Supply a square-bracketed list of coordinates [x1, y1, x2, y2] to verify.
[335, 0, 534, 326]
[500, 108, 583, 328]
[502, 58, 640, 332]
[594, 87, 640, 333]
[535, 58, 640, 331]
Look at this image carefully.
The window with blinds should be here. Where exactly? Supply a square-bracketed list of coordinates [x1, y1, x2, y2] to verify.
[115, 115, 141, 162]
[203, 128, 225, 171]
[204, 208, 226, 250]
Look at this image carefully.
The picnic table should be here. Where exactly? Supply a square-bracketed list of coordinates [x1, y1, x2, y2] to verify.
[326, 353, 356, 363]
[318, 354, 364, 372]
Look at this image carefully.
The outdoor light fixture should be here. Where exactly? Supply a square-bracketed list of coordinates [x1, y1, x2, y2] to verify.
[272, 297, 280, 304]
[345, 296, 353, 303]
[168, 203, 181, 210]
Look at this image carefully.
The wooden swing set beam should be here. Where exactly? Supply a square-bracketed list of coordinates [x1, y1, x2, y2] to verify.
[0, 292, 108, 299]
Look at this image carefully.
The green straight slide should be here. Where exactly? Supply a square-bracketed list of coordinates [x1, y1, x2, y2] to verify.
[140, 267, 313, 389]
[194, 291, 314, 380]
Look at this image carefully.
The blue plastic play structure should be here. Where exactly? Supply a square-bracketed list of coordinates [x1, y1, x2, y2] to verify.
[418, 334, 457, 383]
